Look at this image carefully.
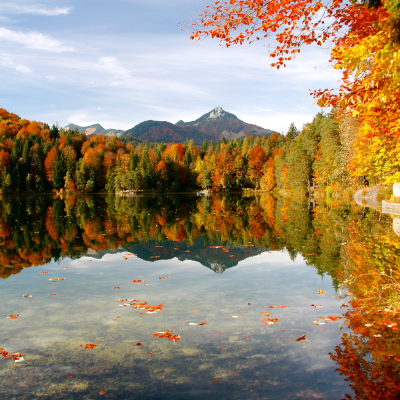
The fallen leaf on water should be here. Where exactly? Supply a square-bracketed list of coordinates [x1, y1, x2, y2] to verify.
[213, 379, 219, 382]
[13, 357, 24, 363]
[244, 335, 250, 337]
[318, 316, 342, 322]
[261, 312, 270, 316]
[23, 295, 32, 298]
[67, 375, 72, 378]
[49, 293, 56, 296]
[152, 331, 180, 342]
[139, 312, 145, 315]
[147, 352, 153, 355]
[230, 255, 235, 257]
[61, 267, 69, 270]
[189, 321, 207, 326]
[344, 322, 350, 325]
[294, 335, 306, 342]
[312, 321, 325, 325]
[136, 343, 142, 346]
[311, 304, 324, 309]
[280, 330, 285, 332]
[131, 280, 146, 283]
[316, 290, 326, 294]
[85, 344, 98, 349]
[114, 287, 120, 289]
[155, 246, 163, 248]
[214, 333, 222, 335]
[7, 315, 21, 319]
[159, 276, 173, 279]
[192, 312, 198, 314]
[248, 303, 251, 305]
[174, 248, 178, 250]
[40, 272, 48, 274]
[99, 391, 106, 396]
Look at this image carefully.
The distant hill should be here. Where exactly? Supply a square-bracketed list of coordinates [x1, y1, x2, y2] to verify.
[64, 123, 125, 137]
[66, 107, 277, 144]
[123, 107, 276, 144]
[177, 106, 275, 141]
[123, 120, 206, 144]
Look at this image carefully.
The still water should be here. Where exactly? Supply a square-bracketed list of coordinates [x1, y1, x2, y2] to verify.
[0, 193, 398, 399]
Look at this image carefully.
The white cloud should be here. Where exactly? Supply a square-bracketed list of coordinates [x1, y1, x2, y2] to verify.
[0, 4, 70, 16]
[0, 57, 32, 74]
[0, 27, 74, 52]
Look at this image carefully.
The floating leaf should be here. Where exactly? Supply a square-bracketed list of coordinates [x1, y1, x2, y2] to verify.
[99, 391, 106, 396]
[261, 312, 270, 316]
[49, 293, 56, 296]
[85, 344, 98, 349]
[316, 290, 326, 294]
[294, 335, 306, 341]
[131, 280, 146, 283]
[7, 314, 21, 319]
[114, 287, 120, 289]
[152, 331, 180, 342]
[159, 276, 173, 279]
[311, 304, 324, 309]
[189, 321, 207, 326]
[23, 295, 32, 298]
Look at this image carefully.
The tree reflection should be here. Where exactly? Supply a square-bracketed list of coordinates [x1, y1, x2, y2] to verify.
[0, 193, 399, 398]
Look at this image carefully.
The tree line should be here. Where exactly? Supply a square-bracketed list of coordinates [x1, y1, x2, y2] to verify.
[0, 107, 368, 194]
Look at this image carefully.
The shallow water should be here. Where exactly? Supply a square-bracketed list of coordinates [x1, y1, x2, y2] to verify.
[0, 193, 396, 399]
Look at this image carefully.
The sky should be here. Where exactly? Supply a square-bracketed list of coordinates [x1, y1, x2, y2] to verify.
[0, 0, 340, 133]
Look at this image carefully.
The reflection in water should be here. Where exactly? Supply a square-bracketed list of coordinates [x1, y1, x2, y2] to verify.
[0, 193, 399, 399]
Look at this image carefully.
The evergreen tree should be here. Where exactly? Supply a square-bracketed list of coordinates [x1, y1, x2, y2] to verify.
[201, 140, 208, 158]
[52, 155, 65, 189]
[201, 169, 212, 189]
[286, 122, 299, 142]
[184, 149, 192, 167]
[50, 124, 59, 140]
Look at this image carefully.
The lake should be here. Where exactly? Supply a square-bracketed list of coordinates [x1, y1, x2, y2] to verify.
[1, 193, 399, 399]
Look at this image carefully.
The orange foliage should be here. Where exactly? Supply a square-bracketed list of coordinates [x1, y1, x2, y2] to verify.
[44, 147, 58, 182]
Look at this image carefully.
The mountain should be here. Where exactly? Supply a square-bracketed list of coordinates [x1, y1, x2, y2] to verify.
[176, 106, 275, 141]
[123, 120, 205, 144]
[123, 107, 276, 144]
[64, 123, 125, 137]
[66, 107, 277, 144]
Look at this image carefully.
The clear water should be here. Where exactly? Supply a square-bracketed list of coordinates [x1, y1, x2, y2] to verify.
[3, 192, 390, 399]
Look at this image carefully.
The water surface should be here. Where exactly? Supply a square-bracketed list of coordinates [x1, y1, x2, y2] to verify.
[1, 193, 398, 399]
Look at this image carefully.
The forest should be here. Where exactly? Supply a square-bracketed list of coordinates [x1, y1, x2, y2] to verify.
[0, 107, 371, 194]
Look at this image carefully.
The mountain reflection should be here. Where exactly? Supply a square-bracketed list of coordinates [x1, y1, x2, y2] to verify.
[0, 192, 395, 281]
[1, 192, 400, 398]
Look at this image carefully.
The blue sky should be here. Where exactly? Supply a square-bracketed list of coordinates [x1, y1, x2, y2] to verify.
[0, 0, 339, 133]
